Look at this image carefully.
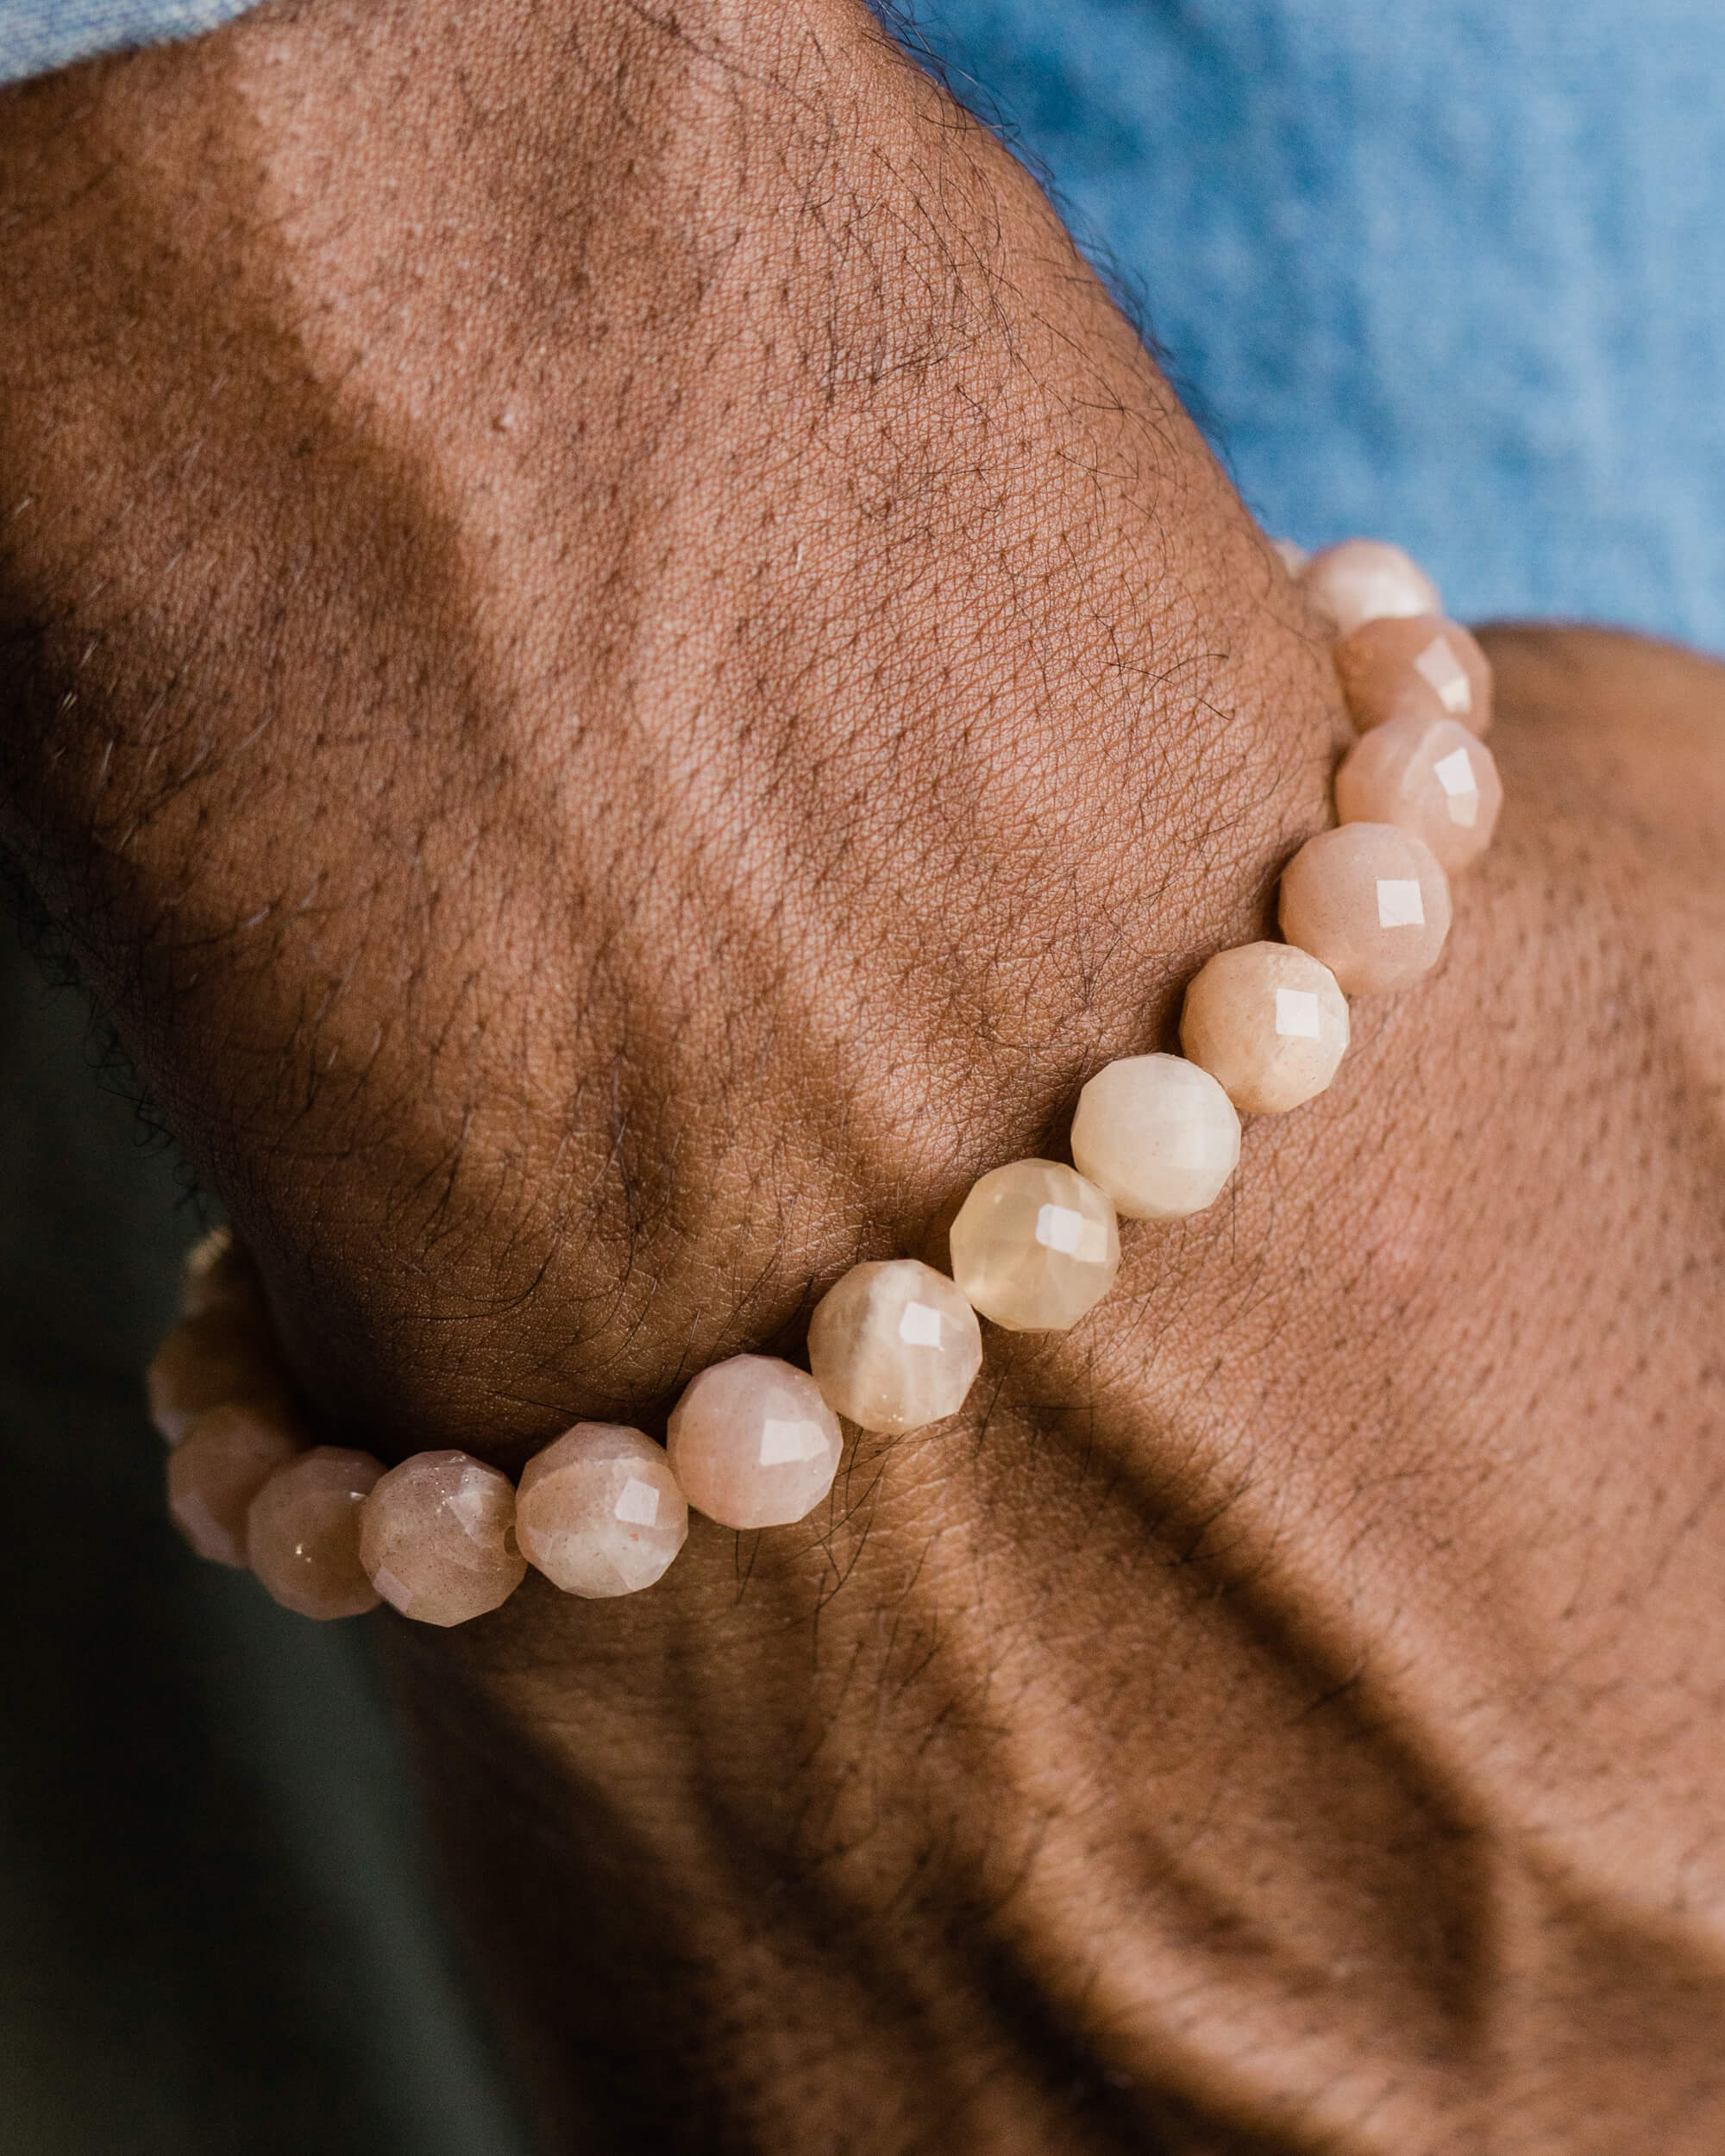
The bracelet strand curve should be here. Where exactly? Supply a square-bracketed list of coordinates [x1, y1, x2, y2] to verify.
[146, 536, 1500, 1627]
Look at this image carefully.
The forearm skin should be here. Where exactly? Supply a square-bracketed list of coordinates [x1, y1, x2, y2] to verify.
[4, 8, 1725, 2152]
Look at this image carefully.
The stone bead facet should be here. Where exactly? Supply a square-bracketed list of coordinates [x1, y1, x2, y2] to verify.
[1302, 541, 1440, 636]
[668, 1358, 843, 1530]
[360, 1449, 528, 1625]
[1180, 943, 1351, 1115]
[1070, 1054, 1241, 1219]
[948, 1160, 1120, 1332]
[146, 1307, 283, 1446]
[1331, 614, 1493, 737]
[247, 1446, 384, 1619]
[516, 1424, 690, 1597]
[179, 1225, 265, 1319]
[1279, 823, 1452, 995]
[166, 1401, 304, 1568]
[1335, 714, 1503, 874]
[806, 1259, 982, 1433]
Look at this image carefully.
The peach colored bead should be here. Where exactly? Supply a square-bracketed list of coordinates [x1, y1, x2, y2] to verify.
[1270, 536, 1308, 576]
[360, 1450, 527, 1625]
[1331, 614, 1493, 737]
[179, 1225, 266, 1319]
[1278, 823, 1452, 995]
[517, 1424, 689, 1597]
[146, 1307, 283, 1447]
[1180, 943, 1351, 1114]
[948, 1159, 1120, 1332]
[668, 1358, 843, 1530]
[1070, 1054, 1241, 1220]
[806, 1259, 982, 1433]
[1335, 714, 1503, 874]
[247, 1446, 384, 1619]
[166, 1401, 304, 1568]
[1302, 540, 1440, 636]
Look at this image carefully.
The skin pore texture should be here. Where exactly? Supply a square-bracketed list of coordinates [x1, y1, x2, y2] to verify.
[1, 2, 1723, 2150]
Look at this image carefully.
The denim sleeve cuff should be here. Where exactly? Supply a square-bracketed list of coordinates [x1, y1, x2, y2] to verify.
[1, 0, 260, 86]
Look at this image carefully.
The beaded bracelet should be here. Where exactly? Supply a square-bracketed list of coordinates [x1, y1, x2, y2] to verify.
[147, 536, 1498, 1626]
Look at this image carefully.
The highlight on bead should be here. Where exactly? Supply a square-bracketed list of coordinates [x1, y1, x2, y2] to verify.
[517, 1424, 688, 1598]
[948, 1158, 1120, 1332]
[1070, 1054, 1241, 1222]
[1180, 943, 1350, 1115]
[147, 535, 1500, 1622]
[1331, 613, 1493, 737]
[806, 1259, 982, 1434]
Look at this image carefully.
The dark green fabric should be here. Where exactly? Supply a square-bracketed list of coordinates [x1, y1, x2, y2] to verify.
[0, 915, 536, 2155]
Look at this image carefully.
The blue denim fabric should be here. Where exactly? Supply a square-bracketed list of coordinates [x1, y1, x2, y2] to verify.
[0, 0, 253, 83]
[904, 1, 1725, 649]
[9, 0, 1725, 649]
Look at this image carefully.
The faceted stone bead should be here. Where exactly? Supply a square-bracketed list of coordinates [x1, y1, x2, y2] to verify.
[166, 1400, 304, 1568]
[1278, 823, 1452, 995]
[806, 1258, 982, 1433]
[1331, 613, 1493, 738]
[1302, 540, 1440, 637]
[146, 1307, 285, 1447]
[668, 1357, 844, 1530]
[948, 1159, 1120, 1332]
[1180, 943, 1351, 1115]
[179, 1225, 266, 1319]
[247, 1445, 384, 1619]
[517, 1424, 689, 1597]
[1335, 714, 1503, 874]
[360, 1449, 527, 1625]
[1070, 1054, 1241, 1220]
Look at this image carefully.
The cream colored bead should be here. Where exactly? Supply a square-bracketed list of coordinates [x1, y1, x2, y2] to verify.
[1335, 713, 1502, 874]
[1331, 613, 1493, 737]
[1180, 943, 1350, 1114]
[807, 1258, 982, 1433]
[360, 1449, 528, 1625]
[1270, 536, 1309, 576]
[1278, 823, 1452, 994]
[1070, 1053, 1241, 1220]
[948, 1159, 1120, 1332]
[517, 1424, 689, 1597]
[1302, 540, 1440, 636]
[668, 1357, 843, 1529]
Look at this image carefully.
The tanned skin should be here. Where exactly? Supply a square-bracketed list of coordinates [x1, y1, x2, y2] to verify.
[2, 3, 1722, 2149]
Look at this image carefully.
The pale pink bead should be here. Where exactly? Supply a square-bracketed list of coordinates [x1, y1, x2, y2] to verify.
[1278, 823, 1452, 995]
[360, 1450, 527, 1626]
[247, 1446, 384, 1619]
[1070, 1054, 1240, 1219]
[1180, 943, 1350, 1114]
[667, 1357, 842, 1530]
[1270, 536, 1308, 576]
[1332, 614, 1493, 737]
[146, 1307, 284, 1446]
[806, 1258, 982, 1433]
[1302, 541, 1440, 636]
[948, 1159, 1120, 1331]
[516, 1424, 689, 1597]
[1335, 714, 1503, 874]
[166, 1400, 304, 1567]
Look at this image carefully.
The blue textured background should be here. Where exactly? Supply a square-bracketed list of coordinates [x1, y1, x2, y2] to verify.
[8, 0, 1725, 647]
[0, 0, 254, 81]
